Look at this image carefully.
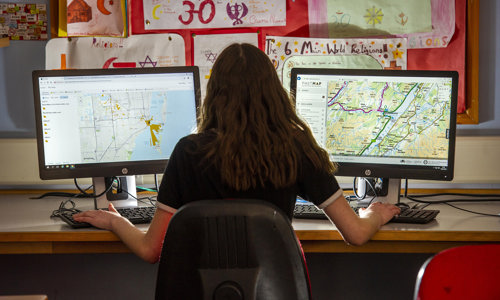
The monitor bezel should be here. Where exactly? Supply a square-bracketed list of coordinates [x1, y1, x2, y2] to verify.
[290, 68, 458, 181]
[33, 66, 201, 180]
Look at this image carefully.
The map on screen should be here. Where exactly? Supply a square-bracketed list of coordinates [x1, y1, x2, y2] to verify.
[325, 80, 452, 160]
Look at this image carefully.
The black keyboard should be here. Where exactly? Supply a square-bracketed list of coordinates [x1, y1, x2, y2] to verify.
[58, 206, 157, 228]
[294, 202, 329, 220]
[293, 202, 439, 224]
[392, 206, 439, 224]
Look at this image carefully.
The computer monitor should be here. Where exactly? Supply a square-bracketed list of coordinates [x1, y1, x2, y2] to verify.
[33, 67, 200, 208]
[290, 68, 458, 204]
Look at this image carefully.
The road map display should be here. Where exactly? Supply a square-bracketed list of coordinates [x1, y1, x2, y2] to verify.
[295, 74, 453, 166]
[78, 90, 194, 164]
[38, 72, 197, 167]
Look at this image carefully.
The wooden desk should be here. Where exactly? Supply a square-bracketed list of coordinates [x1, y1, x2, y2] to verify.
[1, 192, 499, 254]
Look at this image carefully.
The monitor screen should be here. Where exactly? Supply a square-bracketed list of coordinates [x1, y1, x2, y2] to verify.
[32, 67, 200, 182]
[290, 68, 458, 186]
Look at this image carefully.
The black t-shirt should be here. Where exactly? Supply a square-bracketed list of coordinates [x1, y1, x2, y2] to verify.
[157, 132, 341, 219]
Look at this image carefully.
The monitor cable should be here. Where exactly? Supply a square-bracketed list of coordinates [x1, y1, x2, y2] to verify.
[352, 177, 378, 206]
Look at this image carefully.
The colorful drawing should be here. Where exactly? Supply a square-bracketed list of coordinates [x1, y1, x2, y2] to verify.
[265, 36, 407, 83]
[66, 0, 125, 37]
[0, 3, 48, 40]
[143, 0, 286, 30]
[309, 0, 453, 49]
[325, 0, 432, 38]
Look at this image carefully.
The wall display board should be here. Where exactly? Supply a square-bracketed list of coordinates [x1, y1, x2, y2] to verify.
[0, 0, 479, 137]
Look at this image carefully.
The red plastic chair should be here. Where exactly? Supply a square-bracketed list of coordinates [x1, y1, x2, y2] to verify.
[414, 244, 500, 300]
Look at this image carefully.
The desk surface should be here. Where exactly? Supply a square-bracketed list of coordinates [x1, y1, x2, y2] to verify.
[1, 192, 500, 254]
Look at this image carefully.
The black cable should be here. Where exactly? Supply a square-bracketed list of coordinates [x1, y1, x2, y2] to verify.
[405, 195, 500, 204]
[352, 177, 377, 205]
[402, 179, 500, 217]
[444, 202, 500, 218]
[74, 177, 116, 198]
[30, 191, 89, 199]
[50, 197, 82, 218]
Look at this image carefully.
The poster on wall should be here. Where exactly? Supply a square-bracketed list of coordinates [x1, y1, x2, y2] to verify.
[326, 0, 432, 37]
[143, 0, 286, 30]
[265, 35, 407, 90]
[45, 34, 186, 69]
[65, 0, 126, 37]
[193, 32, 259, 100]
[308, 0, 454, 49]
[0, 2, 47, 40]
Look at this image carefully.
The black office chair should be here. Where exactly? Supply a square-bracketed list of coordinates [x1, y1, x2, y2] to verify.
[155, 199, 312, 300]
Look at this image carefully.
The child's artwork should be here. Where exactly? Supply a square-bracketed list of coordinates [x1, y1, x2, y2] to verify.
[193, 33, 258, 100]
[66, 0, 125, 37]
[309, 0, 454, 49]
[143, 0, 286, 30]
[0, 3, 47, 40]
[326, 0, 432, 37]
[265, 36, 407, 84]
[45, 34, 185, 69]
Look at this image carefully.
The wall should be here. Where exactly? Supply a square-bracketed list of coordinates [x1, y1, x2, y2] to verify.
[0, 1, 499, 188]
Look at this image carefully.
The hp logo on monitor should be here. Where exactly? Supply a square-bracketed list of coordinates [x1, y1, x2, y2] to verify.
[364, 170, 372, 176]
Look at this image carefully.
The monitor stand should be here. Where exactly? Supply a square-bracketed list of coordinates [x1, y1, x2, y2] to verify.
[375, 178, 401, 204]
[93, 176, 138, 209]
[356, 177, 401, 205]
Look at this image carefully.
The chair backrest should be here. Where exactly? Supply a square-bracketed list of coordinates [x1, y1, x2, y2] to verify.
[414, 244, 500, 300]
[155, 199, 311, 300]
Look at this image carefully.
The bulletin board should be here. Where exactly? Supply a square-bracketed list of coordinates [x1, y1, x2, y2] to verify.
[48, 0, 479, 124]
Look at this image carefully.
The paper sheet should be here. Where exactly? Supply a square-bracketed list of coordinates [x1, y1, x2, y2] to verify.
[265, 36, 407, 84]
[309, 0, 454, 49]
[66, 0, 126, 37]
[45, 34, 185, 69]
[143, 0, 286, 30]
[327, 0, 432, 37]
[193, 33, 259, 100]
[400, 0, 455, 49]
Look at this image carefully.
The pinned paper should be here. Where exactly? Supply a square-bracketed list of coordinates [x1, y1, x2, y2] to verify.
[327, 0, 432, 37]
[143, 0, 286, 30]
[309, 0, 454, 49]
[265, 36, 407, 84]
[193, 33, 259, 100]
[45, 34, 185, 70]
[66, 0, 126, 37]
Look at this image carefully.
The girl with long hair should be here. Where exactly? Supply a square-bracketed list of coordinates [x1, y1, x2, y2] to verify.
[74, 43, 400, 263]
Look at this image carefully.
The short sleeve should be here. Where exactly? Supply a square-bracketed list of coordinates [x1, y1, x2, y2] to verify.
[298, 158, 342, 208]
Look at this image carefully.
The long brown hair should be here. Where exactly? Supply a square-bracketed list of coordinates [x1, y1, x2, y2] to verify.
[197, 43, 335, 190]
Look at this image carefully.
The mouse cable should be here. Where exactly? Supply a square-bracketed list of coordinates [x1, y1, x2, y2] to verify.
[50, 197, 82, 219]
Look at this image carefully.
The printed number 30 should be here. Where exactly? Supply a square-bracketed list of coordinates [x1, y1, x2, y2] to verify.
[179, 0, 216, 25]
